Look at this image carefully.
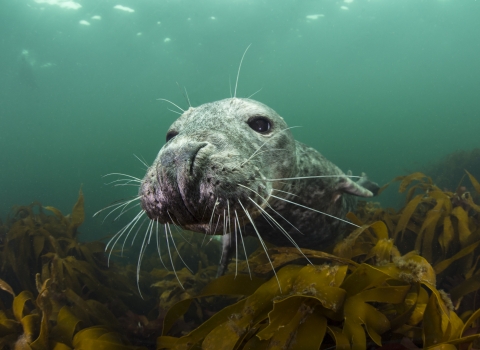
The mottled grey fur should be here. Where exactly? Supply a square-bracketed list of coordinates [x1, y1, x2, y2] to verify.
[140, 98, 378, 272]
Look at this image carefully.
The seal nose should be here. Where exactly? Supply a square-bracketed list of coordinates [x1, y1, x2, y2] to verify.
[160, 142, 208, 175]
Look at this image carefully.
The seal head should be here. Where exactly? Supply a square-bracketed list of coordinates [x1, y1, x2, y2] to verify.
[140, 97, 379, 265]
[140, 98, 297, 235]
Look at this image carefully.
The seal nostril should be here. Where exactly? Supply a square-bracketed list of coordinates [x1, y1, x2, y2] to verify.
[189, 142, 208, 175]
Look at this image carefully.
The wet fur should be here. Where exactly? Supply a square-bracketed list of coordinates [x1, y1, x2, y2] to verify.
[139, 97, 379, 274]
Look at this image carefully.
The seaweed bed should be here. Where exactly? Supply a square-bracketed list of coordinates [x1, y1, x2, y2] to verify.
[1, 171, 480, 349]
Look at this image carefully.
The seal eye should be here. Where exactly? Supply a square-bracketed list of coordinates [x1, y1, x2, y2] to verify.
[248, 117, 271, 134]
[166, 131, 178, 143]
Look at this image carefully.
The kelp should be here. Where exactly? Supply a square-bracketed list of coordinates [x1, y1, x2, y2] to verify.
[2, 172, 480, 349]
[0, 189, 153, 349]
[157, 171, 480, 350]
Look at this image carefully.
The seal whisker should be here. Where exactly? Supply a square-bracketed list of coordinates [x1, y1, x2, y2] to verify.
[234, 210, 238, 277]
[167, 223, 193, 274]
[235, 210, 251, 278]
[105, 209, 145, 266]
[176, 82, 192, 108]
[238, 183, 303, 235]
[95, 197, 141, 221]
[113, 202, 141, 221]
[155, 219, 167, 269]
[271, 189, 299, 197]
[265, 175, 362, 181]
[166, 211, 191, 244]
[93, 195, 141, 217]
[136, 220, 153, 299]
[104, 179, 142, 186]
[270, 194, 360, 228]
[102, 173, 142, 181]
[165, 224, 185, 289]
[234, 44, 251, 98]
[133, 154, 149, 169]
[245, 148, 287, 160]
[247, 87, 262, 99]
[238, 199, 282, 293]
[128, 217, 148, 249]
[239, 126, 301, 168]
[156, 98, 185, 113]
[207, 198, 219, 235]
[248, 197, 313, 266]
[168, 108, 182, 115]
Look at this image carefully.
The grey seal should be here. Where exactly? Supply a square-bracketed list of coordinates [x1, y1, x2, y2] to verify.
[139, 97, 379, 275]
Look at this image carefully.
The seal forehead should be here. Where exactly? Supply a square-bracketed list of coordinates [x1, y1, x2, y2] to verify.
[169, 98, 288, 135]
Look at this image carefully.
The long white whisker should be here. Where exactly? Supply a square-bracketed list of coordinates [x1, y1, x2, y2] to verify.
[102, 173, 141, 181]
[93, 195, 141, 217]
[247, 87, 262, 99]
[239, 126, 301, 168]
[168, 108, 182, 115]
[156, 98, 185, 112]
[270, 194, 360, 228]
[238, 183, 302, 235]
[265, 175, 362, 181]
[113, 202, 141, 221]
[208, 198, 219, 234]
[168, 224, 193, 273]
[219, 210, 227, 265]
[234, 44, 251, 98]
[105, 210, 144, 266]
[165, 224, 185, 289]
[248, 197, 313, 265]
[129, 217, 148, 247]
[166, 212, 191, 244]
[96, 197, 140, 221]
[105, 209, 142, 251]
[235, 210, 251, 278]
[272, 189, 299, 197]
[133, 154, 149, 168]
[104, 179, 142, 185]
[184, 87, 191, 108]
[238, 199, 282, 293]
[136, 220, 153, 299]
[155, 219, 167, 268]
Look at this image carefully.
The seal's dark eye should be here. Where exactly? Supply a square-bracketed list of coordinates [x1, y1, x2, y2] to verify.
[248, 117, 271, 134]
[166, 131, 178, 142]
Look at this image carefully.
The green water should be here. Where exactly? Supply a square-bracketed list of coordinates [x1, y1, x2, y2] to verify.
[0, 0, 479, 239]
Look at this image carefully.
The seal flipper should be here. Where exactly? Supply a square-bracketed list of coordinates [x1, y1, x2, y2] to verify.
[356, 172, 380, 196]
[338, 173, 380, 198]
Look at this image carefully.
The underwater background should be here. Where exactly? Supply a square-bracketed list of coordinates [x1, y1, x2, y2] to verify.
[2, 1, 480, 349]
[1, 0, 479, 240]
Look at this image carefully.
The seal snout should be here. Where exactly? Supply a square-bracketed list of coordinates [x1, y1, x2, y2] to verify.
[159, 141, 208, 175]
